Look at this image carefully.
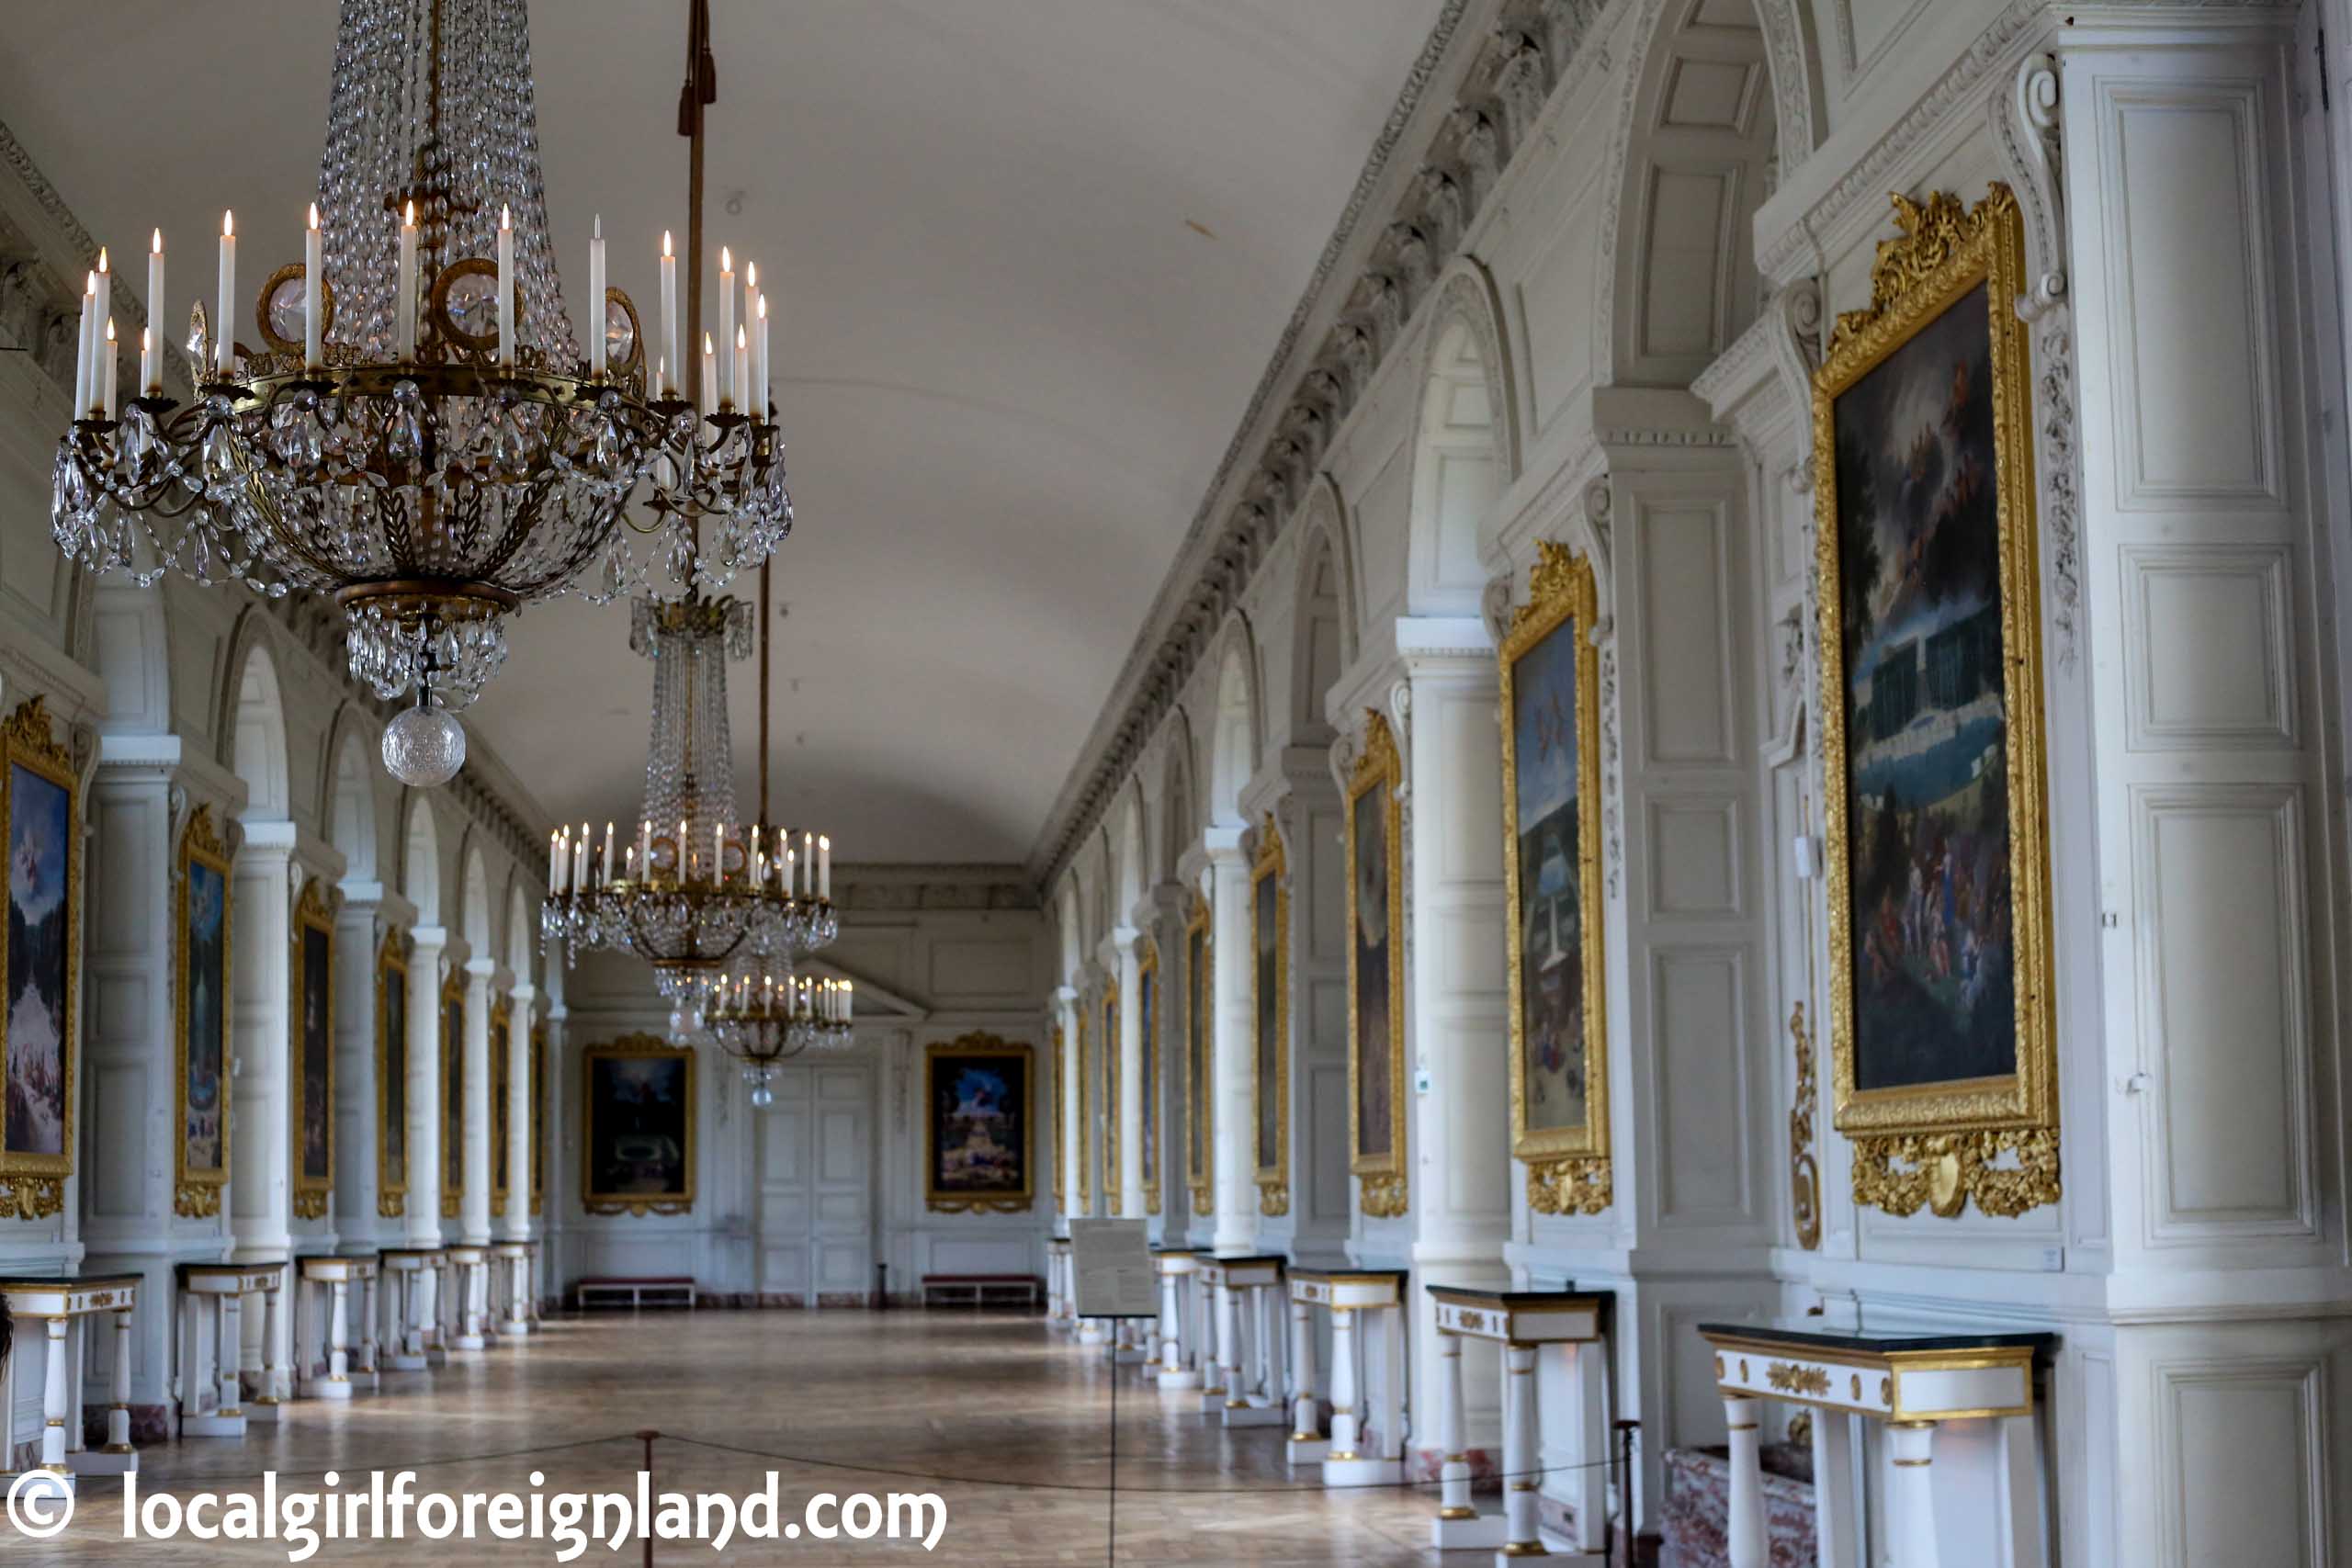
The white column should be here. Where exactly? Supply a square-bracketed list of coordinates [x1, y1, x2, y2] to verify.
[1218, 1280, 1245, 1409]
[357, 1272, 379, 1377]
[461, 958, 495, 1248]
[106, 1310, 134, 1452]
[1887, 1422, 1941, 1568]
[334, 886, 407, 1248]
[215, 1296, 241, 1415]
[1249, 1284, 1277, 1407]
[503, 983, 536, 1244]
[257, 1280, 286, 1408]
[1196, 1278, 1224, 1398]
[1204, 829, 1255, 1253]
[1113, 927, 1146, 1217]
[1327, 1306, 1361, 1460]
[230, 821, 298, 1270]
[1399, 626, 1511, 1465]
[1437, 1331, 1473, 1520]
[1500, 1343, 1543, 1558]
[1813, 1408, 1859, 1568]
[1723, 1394, 1766, 1568]
[404, 929, 448, 1347]
[323, 1279, 351, 1399]
[1290, 1298, 1319, 1441]
[1054, 985, 1083, 1224]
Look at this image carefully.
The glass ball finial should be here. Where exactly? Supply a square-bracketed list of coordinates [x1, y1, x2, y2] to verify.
[382, 702, 466, 787]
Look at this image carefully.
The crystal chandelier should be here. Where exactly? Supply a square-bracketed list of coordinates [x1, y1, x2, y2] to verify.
[50, 0, 791, 786]
[541, 572, 835, 1022]
[707, 969, 855, 1107]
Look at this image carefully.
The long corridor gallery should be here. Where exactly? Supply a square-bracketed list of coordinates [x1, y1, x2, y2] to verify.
[0, 0, 2347, 1563]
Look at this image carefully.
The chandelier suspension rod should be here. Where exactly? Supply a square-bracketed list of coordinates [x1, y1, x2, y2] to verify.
[679, 0, 717, 408]
[758, 559, 772, 828]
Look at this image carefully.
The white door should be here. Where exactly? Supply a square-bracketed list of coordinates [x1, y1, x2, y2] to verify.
[753, 1060, 876, 1307]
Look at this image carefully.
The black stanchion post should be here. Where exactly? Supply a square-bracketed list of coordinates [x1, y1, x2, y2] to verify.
[1611, 1418, 1640, 1567]
[638, 1428, 662, 1568]
[1106, 1331, 1118, 1567]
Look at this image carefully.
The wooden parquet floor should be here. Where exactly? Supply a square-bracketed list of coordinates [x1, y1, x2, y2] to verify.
[17, 1309, 1439, 1564]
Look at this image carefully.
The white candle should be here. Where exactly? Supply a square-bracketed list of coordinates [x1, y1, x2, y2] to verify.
[678, 820, 688, 885]
[102, 318, 119, 420]
[752, 293, 769, 420]
[73, 271, 95, 417]
[572, 824, 587, 892]
[396, 201, 417, 360]
[143, 231, 164, 394]
[785, 848, 795, 898]
[496, 204, 515, 367]
[587, 215, 605, 377]
[548, 831, 560, 895]
[699, 333, 717, 422]
[603, 822, 615, 884]
[732, 324, 749, 417]
[87, 249, 110, 414]
[303, 203, 323, 368]
[842, 981, 854, 1023]
[714, 822, 725, 883]
[802, 832, 814, 899]
[659, 231, 678, 396]
[639, 818, 651, 877]
[717, 246, 734, 408]
[819, 835, 831, 901]
[216, 210, 236, 377]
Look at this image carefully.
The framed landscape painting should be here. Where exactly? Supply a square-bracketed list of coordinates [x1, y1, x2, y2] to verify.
[441, 971, 464, 1215]
[1184, 896, 1211, 1216]
[175, 806, 232, 1217]
[1347, 711, 1407, 1218]
[377, 931, 408, 1217]
[530, 1020, 546, 1217]
[582, 1034, 695, 1215]
[1, 697, 78, 1219]
[1500, 540, 1609, 1216]
[491, 997, 512, 1209]
[1814, 185, 2056, 1220]
[923, 1033, 1034, 1213]
[1250, 818, 1287, 1216]
[1049, 1023, 1065, 1208]
[1101, 984, 1120, 1212]
[291, 880, 334, 1218]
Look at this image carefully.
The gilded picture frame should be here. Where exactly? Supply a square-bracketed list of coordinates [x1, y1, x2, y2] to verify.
[1501, 541, 1610, 1216]
[290, 878, 335, 1220]
[1250, 815, 1289, 1216]
[175, 804, 233, 1218]
[1049, 1022, 1066, 1208]
[529, 1019, 546, 1218]
[0, 696, 79, 1221]
[1183, 894, 1212, 1216]
[922, 1032, 1035, 1214]
[582, 1033, 695, 1216]
[490, 996, 513, 1211]
[1346, 711, 1408, 1218]
[1138, 941, 1160, 1216]
[1813, 186, 2057, 1221]
[1101, 983, 1121, 1213]
[440, 968, 464, 1217]
[376, 930, 409, 1218]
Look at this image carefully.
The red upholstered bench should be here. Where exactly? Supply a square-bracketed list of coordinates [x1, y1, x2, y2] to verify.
[921, 1274, 1041, 1309]
[573, 1276, 696, 1311]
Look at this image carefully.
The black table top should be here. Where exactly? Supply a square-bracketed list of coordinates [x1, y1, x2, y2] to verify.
[1426, 1282, 1612, 1306]
[1698, 1321, 2058, 1354]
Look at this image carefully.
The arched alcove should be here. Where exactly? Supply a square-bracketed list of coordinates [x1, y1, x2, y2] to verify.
[230, 642, 291, 821]
[504, 877, 533, 986]
[1291, 517, 1350, 743]
[325, 720, 379, 883]
[1115, 787, 1146, 920]
[460, 843, 492, 964]
[1158, 711, 1196, 886]
[1408, 314, 1507, 616]
[402, 795, 442, 928]
[1206, 621, 1260, 829]
[1057, 874, 1085, 985]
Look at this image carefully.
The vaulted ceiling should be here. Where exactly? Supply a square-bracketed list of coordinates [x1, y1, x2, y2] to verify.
[0, 0, 1448, 862]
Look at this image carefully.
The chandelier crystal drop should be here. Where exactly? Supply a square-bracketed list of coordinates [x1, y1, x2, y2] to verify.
[50, 0, 791, 781]
[539, 593, 835, 1012]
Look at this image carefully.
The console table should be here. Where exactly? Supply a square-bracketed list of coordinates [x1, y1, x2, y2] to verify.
[1699, 1322, 2055, 1568]
[1196, 1255, 1287, 1427]
[494, 1242, 536, 1336]
[0, 1275, 141, 1484]
[1150, 1250, 1202, 1391]
[1285, 1269, 1408, 1472]
[1428, 1285, 1612, 1562]
[175, 1262, 284, 1438]
[293, 1256, 374, 1402]
[1044, 1236, 1074, 1327]
[376, 1248, 441, 1370]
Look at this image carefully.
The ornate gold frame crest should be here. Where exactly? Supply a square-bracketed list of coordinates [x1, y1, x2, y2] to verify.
[1250, 814, 1290, 1216]
[1499, 541, 1611, 1214]
[581, 1032, 696, 1217]
[1184, 894, 1213, 1216]
[1813, 185, 2058, 1219]
[376, 928, 410, 1218]
[440, 967, 465, 1217]
[490, 995, 514, 1211]
[0, 696, 79, 1221]
[1346, 711, 1408, 1219]
[290, 878, 336, 1220]
[1101, 981, 1122, 1213]
[1137, 940, 1161, 1216]
[922, 1032, 1035, 1214]
[175, 803, 233, 1218]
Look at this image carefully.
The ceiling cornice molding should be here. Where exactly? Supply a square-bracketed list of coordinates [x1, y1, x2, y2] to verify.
[1023, 0, 1611, 889]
